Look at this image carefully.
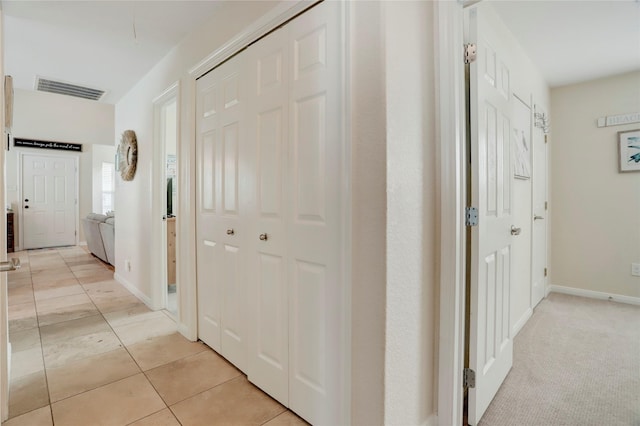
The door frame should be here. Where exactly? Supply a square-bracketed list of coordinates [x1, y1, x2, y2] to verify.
[151, 81, 180, 313]
[434, 1, 469, 425]
[17, 150, 79, 250]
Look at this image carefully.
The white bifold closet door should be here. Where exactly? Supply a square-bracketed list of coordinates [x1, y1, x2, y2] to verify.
[196, 2, 344, 424]
[196, 52, 249, 372]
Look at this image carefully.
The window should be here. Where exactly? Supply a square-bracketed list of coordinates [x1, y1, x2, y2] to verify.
[101, 162, 115, 214]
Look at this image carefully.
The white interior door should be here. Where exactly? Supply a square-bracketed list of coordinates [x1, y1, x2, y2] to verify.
[22, 153, 77, 249]
[531, 106, 548, 307]
[467, 6, 515, 424]
[511, 95, 532, 330]
[196, 53, 248, 372]
[287, 3, 343, 424]
[246, 27, 290, 405]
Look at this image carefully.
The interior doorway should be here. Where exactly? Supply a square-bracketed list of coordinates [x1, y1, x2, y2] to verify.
[152, 83, 179, 316]
[21, 152, 78, 249]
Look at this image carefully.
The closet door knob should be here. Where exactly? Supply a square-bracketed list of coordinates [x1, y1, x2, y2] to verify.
[227, 229, 235, 235]
[259, 233, 268, 241]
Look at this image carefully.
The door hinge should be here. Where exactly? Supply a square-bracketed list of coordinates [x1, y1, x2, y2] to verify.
[544, 134, 548, 144]
[463, 368, 476, 389]
[544, 267, 548, 277]
[464, 43, 477, 64]
[465, 206, 478, 227]
[545, 201, 548, 211]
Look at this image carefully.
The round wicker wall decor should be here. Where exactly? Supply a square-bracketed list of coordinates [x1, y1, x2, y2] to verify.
[118, 130, 138, 181]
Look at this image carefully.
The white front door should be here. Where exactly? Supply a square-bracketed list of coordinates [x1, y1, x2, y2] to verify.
[531, 106, 548, 307]
[22, 153, 77, 249]
[195, 53, 248, 372]
[467, 5, 515, 424]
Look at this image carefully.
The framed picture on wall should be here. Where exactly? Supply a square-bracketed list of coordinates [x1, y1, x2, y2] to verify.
[619, 129, 640, 172]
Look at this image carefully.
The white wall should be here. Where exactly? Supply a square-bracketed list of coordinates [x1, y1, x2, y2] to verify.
[6, 89, 114, 245]
[550, 71, 640, 299]
[383, 2, 437, 424]
[349, 2, 386, 423]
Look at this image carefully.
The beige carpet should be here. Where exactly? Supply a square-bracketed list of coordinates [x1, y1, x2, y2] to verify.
[479, 292, 640, 426]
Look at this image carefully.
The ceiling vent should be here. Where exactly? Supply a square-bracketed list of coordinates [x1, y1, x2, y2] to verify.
[36, 77, 105, 101]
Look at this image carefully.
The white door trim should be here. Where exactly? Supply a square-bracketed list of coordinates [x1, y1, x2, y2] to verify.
[151, 81, 180, 313]
[434, 1, 467, 425]
[17, 150, 80, 250]
[188, 1, 321, 80]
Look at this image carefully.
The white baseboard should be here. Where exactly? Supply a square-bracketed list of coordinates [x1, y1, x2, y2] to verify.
[424, 413, 438, 426]
[545, 284, 552, 298]
[78, 241, 87, 247]
[511, 307, 533, 337]
[177, 323, 197, 342]
[114, 272, 153, 308]
[548, 284, 640, 306]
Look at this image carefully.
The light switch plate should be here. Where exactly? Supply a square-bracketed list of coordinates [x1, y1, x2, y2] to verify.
[632, 263, 640, 277]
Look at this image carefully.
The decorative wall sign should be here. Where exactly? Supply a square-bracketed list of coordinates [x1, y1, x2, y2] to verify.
[597, 112, 640, 128]
[118, 130, 138, 181]
[513, 128, 531, 179]
[618, 129, 640, 172]
[14, 138, 82, 152]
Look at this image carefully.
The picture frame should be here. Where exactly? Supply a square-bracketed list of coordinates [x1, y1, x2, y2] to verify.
[618, 129, 640, 172]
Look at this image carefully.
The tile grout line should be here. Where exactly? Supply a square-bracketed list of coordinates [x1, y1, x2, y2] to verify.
[53, 248, 144, 406]
[38, 249, 122, 419]
[39, 250, 81, 424]
[64, 251, 178, 424]
[24, 250, 54, 425]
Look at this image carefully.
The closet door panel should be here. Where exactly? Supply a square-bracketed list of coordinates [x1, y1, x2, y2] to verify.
[247, 27, 290, 405]
[196, 54, 248, 371]
[218, 55, 248, 372]
[196, 71, 222, 351]
[287, 2, 343, 424]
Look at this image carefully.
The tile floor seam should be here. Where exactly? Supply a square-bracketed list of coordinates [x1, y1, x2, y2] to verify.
[163, 374, 247, 408]
[30, 251, 54, 419]
[141, 349, 243, 407]
[166, 404, 183, 426]
[259, 407, 289, 425]
[123, 407, 184, 426]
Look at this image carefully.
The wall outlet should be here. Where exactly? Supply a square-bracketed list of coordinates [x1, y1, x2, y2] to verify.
[632, 263, 640, 277]
[125, 259, 131, 272]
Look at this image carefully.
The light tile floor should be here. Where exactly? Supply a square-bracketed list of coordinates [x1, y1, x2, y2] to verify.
[3, 246, 307, 426]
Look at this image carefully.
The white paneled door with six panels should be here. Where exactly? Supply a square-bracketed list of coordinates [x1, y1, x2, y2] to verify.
[467, 5, 515, 425]
[22, 154, 77, 249]
[196, 52, 249, 372]
[196, 2, 344, 425]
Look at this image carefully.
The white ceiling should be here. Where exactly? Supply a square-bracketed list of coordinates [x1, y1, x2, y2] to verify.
[1, 1, 639, 105]
[2, 1, 224, 103]
[491, 0, 640, 87]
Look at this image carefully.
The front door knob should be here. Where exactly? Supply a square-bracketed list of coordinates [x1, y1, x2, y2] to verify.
[259, 233, 268, 241]
[227, 229, 235, 235]
[511, 225, 521, 236]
